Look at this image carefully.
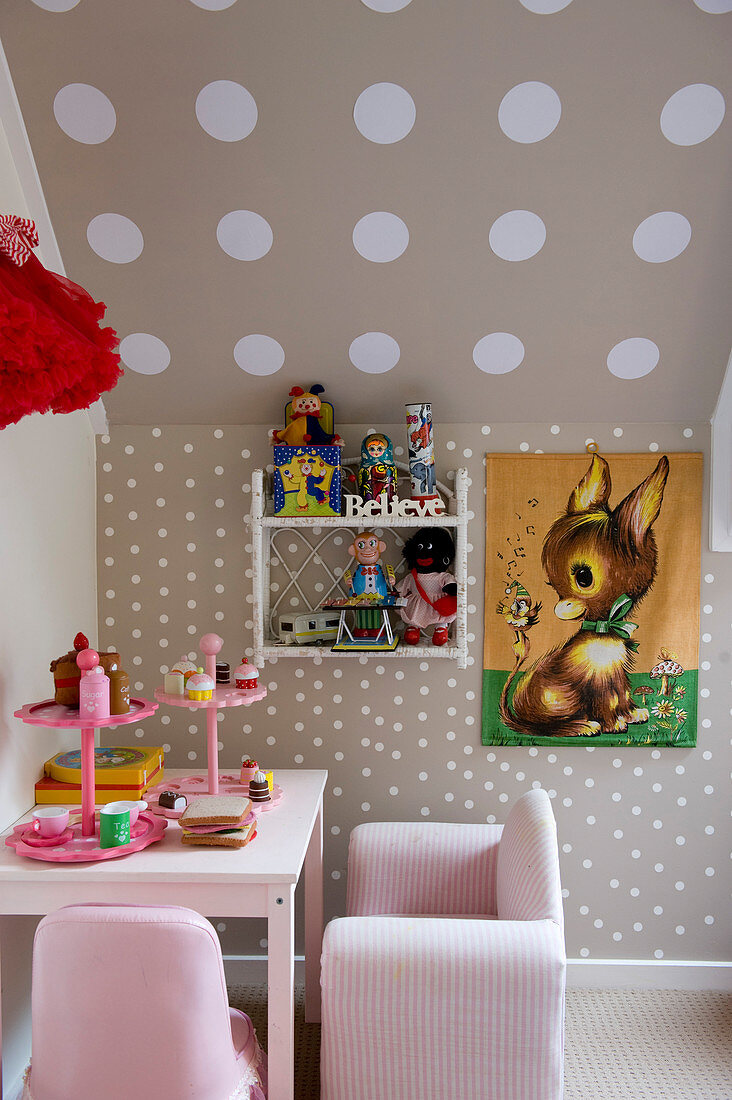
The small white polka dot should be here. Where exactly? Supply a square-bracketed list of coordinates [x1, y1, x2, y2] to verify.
[354, 83, 416, 144]
[498, 81, 561, 143]
[196, 80, 257, 141]
[353, 212, 409, 262]
[607, 337, 659, 380]
[189, 0, 238, 8]
[54, 83, 116, 144]
[661, 84, 725, 146]
[519, 0, 573, 9]
[31, 0, 81, 8]
[613, 427, 624, 437]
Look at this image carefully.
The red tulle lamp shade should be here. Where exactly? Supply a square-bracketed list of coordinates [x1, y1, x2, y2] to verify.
[0, 215, 123, 430]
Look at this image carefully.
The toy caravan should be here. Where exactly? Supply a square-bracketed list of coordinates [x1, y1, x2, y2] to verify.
[277, 611, 341, 646]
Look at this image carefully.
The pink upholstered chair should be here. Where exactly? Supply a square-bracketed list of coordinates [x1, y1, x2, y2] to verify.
[321, 788, 566, 1100]
[22, 904, 266, 1100]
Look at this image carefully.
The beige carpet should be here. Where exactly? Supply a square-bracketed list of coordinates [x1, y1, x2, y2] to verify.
[228, 984, 732, 1100]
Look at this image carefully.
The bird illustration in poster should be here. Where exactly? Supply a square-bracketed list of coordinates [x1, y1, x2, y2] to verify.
[482, 451, 702, 747]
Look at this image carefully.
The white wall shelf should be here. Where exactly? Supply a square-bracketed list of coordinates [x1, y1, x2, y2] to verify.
[248, 460, 469, 668]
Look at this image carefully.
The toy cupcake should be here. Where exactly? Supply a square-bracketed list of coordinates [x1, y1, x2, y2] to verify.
[235, 658, 259, 690]
[240, 758, 259, 785]
[248, 770, 270, 803]
[187, 668, 215, 701]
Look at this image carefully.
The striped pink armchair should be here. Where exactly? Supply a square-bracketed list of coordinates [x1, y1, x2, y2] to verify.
[320, 788, 565, 1100]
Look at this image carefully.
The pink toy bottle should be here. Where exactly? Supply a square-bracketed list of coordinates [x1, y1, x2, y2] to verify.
[79, 665, 110, 721]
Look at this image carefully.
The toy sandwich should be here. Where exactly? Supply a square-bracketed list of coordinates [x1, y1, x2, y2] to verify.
[179, 795, 256, 848]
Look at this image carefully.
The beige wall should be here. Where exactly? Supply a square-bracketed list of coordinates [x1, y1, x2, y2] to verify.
[96, 418, 730, 964]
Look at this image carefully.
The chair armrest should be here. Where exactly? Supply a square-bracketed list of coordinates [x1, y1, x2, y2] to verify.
[496, 789, 563, 926]
[346, 821, 502, 917]
[322, 915, 566, 1099]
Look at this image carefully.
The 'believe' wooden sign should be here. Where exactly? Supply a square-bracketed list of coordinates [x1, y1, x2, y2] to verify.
[343, 493, 446, 519]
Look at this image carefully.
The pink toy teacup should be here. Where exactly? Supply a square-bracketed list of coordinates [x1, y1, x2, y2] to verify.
[32, 806, 70, 838]
[104, 799, 147, 827]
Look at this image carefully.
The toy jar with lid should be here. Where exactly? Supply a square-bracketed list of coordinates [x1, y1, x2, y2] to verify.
[235, 658, 259, 690]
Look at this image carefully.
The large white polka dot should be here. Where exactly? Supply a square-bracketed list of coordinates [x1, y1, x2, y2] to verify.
[519, 0, 573, 10]
[53, 84, 116, 144]
[607, 338, 659, 380]
[195, 81, 258, 141]
[361, 0, 412, 7]
[693, 0, 732, 11]
[498, 82, 561, 143]
[31, 0, 80, 8]
[234, 334, 284, 376]
[633, 212, 691, 263]
[660, 84, 725, 146]
[349, 332, 400, 374]
[354, 83, 416, 144]
[189, 0, 237, 7]
[119, 333, 171, 376]
[353, 212, 409, 262]
[216, 210, 273, 260]
[87, 214, 144, 263]
[489, 210, 546, 261]
[473, 333, 525, 375]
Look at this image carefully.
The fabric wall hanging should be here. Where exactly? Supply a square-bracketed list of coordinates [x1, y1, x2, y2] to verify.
[0, 214, 122, 429]
[482, 451, 702, 748]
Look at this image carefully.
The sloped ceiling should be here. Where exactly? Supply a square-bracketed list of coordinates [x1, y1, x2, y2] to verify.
[1, 0, 730, 425]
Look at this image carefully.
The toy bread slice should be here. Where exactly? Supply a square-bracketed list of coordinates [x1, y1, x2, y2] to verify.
[181, 824, 257, 848]
[179, 794, 251, 828]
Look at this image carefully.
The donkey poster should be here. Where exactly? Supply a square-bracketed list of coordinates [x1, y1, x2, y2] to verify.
[482, 452, 702, 747]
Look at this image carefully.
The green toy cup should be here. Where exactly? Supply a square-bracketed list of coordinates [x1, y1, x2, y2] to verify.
[99, 805, 131, 848]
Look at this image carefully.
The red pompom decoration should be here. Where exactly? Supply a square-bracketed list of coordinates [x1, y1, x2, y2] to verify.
[0, 236, 123, 430]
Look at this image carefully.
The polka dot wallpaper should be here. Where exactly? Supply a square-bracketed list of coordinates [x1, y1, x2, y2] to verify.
[97, 420, 730, 961]
[2, 0, 730, 424]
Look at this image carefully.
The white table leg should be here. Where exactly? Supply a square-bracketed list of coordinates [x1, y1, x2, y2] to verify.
[304, 798, 324, 1023]
[267, 884, 295, 1100]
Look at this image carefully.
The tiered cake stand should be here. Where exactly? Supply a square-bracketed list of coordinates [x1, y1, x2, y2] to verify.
[11, 690, 165, 862]
[153, 632, 267, 797]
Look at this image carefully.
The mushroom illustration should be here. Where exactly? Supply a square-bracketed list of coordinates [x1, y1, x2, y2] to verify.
[633, 685, 654, 706]
[650, 657, 684, 697]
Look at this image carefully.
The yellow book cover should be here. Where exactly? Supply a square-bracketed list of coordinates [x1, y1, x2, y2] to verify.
[46, 746, 164, 785]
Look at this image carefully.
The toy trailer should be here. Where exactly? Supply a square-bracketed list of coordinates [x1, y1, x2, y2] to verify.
[277, 612, 341, 646]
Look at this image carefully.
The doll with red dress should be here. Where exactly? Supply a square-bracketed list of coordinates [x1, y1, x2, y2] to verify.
[397, 527, 457, 646]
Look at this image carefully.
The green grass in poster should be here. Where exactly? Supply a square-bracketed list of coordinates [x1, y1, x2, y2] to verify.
[482, 669, 698, 747]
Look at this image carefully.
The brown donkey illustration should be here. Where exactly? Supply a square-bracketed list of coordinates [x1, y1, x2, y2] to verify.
[499, 453, 669, 737]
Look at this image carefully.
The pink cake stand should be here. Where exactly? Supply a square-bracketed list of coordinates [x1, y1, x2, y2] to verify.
[154, 632, 267, 796]
[15, 692, 158, 840]
[146, 777, 283, 817]
[5, 810, 166, 863]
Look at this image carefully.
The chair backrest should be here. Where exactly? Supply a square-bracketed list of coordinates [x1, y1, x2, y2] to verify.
[29, 904, 243, 1100]
[496, 788, 564, 926]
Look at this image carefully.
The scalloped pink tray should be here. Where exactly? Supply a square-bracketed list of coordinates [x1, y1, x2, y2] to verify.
[146, 775, 283, 816]
[154, 685, 267, 710]
[5, 811, 167, 862]
[14, 697, 158, 728]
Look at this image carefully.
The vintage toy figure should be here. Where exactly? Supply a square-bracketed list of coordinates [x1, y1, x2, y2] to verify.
[270, 382, 343, 516]
[397, 527, 457, 646]
[268, 383, 343, 447]
[357, 432, 398, 503]
[345, 531, 396, 637]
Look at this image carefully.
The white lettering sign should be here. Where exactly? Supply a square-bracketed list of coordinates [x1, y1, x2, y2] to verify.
[344, 493, 446, 520]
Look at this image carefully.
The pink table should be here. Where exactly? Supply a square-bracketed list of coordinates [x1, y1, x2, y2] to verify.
[0, 767, 327, 1100]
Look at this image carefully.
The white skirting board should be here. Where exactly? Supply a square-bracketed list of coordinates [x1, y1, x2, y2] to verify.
[224, 955, 732, 992]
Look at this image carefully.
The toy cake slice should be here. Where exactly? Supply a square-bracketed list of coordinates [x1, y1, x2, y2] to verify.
[179, 795, 251, 829]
